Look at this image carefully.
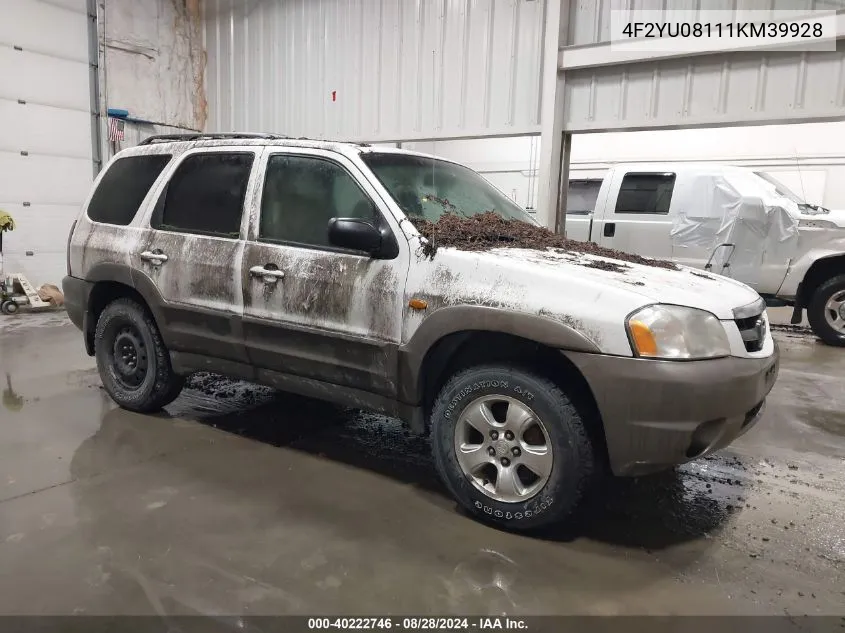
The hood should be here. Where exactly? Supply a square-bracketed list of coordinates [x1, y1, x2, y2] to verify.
[797, 208, 845, 229]
[473, 247, 761, 321]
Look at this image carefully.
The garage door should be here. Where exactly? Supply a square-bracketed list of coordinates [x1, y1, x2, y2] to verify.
[0, 0, 95, 287]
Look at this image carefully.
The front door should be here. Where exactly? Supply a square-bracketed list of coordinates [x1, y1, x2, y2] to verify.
[595, 171, 676, 261]
[241, 149, 409, 398]
[134, 148, 261, 363]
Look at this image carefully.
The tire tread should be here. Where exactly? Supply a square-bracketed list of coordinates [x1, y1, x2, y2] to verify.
[807, 274, 845, 347]
[94, 297, 183, 412]
[429, 363, 595, 531]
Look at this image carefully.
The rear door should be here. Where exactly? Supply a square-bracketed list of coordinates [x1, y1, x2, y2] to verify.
[134, 147, 261, 364]
[594, 171, 675, 260]
[241, 148, 409, 398]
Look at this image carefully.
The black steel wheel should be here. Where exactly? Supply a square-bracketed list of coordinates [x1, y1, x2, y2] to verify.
[94, 298, 184, 412]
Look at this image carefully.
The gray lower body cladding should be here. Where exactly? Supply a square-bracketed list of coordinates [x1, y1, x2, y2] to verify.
[62, 275, 93, 348]
[567, 346, 780, 477]
[64, 274, 779, 475]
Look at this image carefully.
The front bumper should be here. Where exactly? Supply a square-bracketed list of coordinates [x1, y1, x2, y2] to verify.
[567, 345, 780, 476]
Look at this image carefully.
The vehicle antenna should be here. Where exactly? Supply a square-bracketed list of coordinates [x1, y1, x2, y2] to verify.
[794, 147, 807, 204]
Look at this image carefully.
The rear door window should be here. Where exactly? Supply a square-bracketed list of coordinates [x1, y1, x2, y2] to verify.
[615, 173, 676, 214]
[151, 152, 254, 237]
[87, 155, 172, 225]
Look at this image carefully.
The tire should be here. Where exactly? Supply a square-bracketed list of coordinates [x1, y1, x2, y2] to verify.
[807, 275, 845, 347]
[1, 300, 18, 315]
[430, 364, 596, 531]
[94, 297, 184, 412]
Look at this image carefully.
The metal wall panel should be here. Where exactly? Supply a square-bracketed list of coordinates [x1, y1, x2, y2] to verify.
[1, 0, 88, 61]
[0, 154, 92, 206]
[0, 101, 91, 158]
[204, 0, 546, 141]
[0, 202, 82, 283]
[563, 45, 845, 132]
[0, 48, 90, 112]
[566, 0, 843, 47]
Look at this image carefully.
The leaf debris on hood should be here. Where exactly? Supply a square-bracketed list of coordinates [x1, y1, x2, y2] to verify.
[410, 212, 678, 270]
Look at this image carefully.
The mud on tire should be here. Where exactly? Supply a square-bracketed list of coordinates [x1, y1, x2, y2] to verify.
[807, 274, 845, 347]
[429, 365, 596, 531]
[94, 298, 184, 412]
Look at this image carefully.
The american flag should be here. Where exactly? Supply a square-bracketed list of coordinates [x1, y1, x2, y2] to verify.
[108, 116, 125, 141]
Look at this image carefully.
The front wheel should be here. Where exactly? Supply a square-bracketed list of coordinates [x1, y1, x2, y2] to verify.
[94, 298, 184, 412]
[429, 365, 597, 531]
[807, 275, 845, 347]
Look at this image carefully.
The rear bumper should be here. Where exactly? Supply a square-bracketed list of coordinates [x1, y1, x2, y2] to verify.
[568, 345, 780, 476]
[62, 275, 93, 350]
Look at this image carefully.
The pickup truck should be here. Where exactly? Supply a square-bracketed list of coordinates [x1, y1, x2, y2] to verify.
[565, 163, 845, 346]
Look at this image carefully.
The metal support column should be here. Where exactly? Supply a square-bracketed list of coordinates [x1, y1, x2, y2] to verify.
[536, 0, 570, 232]
[554, 130, 571, 234]
[86, 0, 103, 176]
[95, 0, 109, 167]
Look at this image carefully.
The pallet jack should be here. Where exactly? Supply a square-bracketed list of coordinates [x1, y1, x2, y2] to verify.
[0, 210, 52, 315]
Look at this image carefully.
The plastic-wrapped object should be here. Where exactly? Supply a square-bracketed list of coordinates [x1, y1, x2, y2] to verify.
[670, 167, 800, 287]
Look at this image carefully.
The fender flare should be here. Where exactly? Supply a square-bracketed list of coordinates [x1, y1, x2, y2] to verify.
[83, 263, 172, 352]
[396, 305, 601, 404]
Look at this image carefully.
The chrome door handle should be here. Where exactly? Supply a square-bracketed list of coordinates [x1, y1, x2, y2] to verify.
[140, 250, 168, 265]
[249, 265, 285, 281]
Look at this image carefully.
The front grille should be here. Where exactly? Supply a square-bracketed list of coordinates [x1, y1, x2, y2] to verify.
[735, 313, 766, 352]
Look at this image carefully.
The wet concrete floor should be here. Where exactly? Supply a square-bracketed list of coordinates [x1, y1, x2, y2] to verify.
[0, 313, 843, 618]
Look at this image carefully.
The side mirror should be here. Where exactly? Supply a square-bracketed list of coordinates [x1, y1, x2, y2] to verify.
[328, 218, 382, 254]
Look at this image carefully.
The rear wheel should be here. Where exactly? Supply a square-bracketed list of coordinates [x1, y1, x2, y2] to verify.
[807, 275, 845, 346]
[94, 298, 184, 412]
[429, 365, 597, 531]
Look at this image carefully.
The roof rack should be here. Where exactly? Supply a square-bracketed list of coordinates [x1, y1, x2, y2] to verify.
[138, 133, 292, 146]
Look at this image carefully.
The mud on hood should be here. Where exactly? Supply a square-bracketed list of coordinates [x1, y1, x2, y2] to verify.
[482, 247, 762, 321]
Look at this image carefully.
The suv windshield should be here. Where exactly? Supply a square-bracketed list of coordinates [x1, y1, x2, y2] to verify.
[360, 152, 536, 224]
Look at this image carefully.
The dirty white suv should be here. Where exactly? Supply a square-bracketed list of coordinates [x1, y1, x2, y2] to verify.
[63, 134, 779, 531]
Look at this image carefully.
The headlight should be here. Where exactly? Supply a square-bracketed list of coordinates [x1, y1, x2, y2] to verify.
[626, 304, 731, 360]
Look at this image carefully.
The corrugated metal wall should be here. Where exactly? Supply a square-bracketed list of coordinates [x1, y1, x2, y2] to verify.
[561, 0, 845, 132]
[203, 0, 546, 142]
[563, 45, 845, 131]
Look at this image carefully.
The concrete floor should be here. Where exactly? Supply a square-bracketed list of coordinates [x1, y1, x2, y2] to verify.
[0, 311, 843, 618]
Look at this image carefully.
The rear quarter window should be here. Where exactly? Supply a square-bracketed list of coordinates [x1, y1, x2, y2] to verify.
[87, 155, 172, 225]
[567, 179, 602, 215]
